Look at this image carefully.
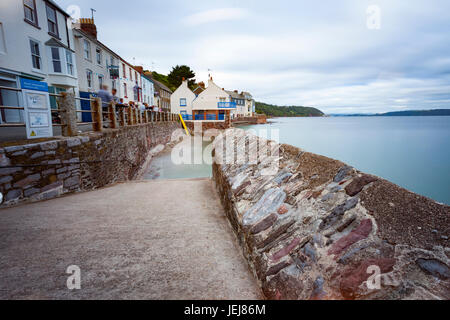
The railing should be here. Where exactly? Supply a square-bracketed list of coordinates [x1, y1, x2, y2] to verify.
[0, 86, 179, 139]
[218, 102, 236, 109]
[184, 113, 226, 121]
[181, 114, 193, 120]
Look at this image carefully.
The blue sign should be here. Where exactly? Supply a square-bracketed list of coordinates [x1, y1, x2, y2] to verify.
[20, 77, 48, 92]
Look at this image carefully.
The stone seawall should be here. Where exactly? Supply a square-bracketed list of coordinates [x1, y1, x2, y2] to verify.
[212, 129, 449, 300]
[0, 122, 179, 207]
[232, 115, 267, 125]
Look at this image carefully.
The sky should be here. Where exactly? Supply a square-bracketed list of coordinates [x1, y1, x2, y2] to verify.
[56, 0, 450, 114]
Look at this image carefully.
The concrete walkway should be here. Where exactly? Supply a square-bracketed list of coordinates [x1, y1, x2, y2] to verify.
[0, 179, 262, 300]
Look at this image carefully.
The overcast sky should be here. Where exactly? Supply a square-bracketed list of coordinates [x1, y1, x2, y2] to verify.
[56, 0, 450, 114]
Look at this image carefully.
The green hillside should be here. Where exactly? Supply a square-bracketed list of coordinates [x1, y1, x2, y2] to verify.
[255, 102, 324, 117]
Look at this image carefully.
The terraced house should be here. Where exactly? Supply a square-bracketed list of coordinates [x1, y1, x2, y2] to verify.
[191, 77, 236, 120]
[72, 18, 121, 121]
[226, 90, 255, 117]
[152, 78, 171, 112]
[0, 0, 77, 123]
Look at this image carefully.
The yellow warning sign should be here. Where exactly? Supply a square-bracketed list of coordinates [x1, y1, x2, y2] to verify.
[30, 131, 36, 137]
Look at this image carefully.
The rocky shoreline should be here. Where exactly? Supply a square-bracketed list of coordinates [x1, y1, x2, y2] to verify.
[212, 129, 449, 300]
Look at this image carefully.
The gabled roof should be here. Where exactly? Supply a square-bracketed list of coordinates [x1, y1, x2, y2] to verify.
[226, 90, 245, 99]
[151, 79, 172, 93]
[45, 0, 70, 17]
[192, 86, 205, 95]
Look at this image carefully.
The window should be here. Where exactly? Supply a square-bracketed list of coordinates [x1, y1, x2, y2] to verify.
[86, 69, 93, 88]
[122, 63, 126, 78]
[112, 80, 116, 90]
[29, 39, 41, 70]
[129, 68, 132, 81]
[135, 71, 138, 83]
[51, 47, 61, 73]
[98, 75, 104, 88]
[110, 56, 115, 67]
[123, 83, 128, 97]
[180, 98, 186, 107]
[83, 40, 90, 60]
[96, 48, 102, 65]
[66, 50, 74, 75]
[46, 4, 58, 37]
[23, 0, 38, 26]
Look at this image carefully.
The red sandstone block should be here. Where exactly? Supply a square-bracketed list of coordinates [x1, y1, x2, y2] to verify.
[328, 219, 373, 257]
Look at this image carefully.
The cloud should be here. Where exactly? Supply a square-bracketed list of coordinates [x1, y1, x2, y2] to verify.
[183, 8, 247, 26]
[53, 0, 450, 113]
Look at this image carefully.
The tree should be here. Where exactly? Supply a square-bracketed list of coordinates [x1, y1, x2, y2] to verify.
[167, 65, 196, 90]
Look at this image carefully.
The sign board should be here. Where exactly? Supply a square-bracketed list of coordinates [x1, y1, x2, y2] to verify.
[20, 77, 49, 92]
[20, 78, 53, 139]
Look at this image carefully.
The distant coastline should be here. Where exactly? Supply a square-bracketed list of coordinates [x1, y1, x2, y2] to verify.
[329, 109, 450, 117]
[255, 102, 324, 117]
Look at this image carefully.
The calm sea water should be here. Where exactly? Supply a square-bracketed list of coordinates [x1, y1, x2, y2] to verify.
[240, 116, 450, 205]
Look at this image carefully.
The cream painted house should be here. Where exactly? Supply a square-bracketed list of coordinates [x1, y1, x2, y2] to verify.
[170, 79, 196, 116]
[192, 77, 236, 120]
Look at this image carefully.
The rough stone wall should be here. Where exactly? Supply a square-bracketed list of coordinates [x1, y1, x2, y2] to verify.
[186, 121, 230, 132]
[0, 122, 179, 207]
[232, 115, 267, 125]
[212, 129, 449, 300]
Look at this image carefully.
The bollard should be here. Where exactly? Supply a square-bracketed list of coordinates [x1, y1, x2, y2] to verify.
[91, 97, 103, 131]
[120, 107, 126, 127]
[58, 92, 78, 136]
[108, 102, 118, 129]
[127, 107, 133, 125]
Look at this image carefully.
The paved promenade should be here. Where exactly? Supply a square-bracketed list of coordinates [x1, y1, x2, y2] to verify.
[0, 179, 261, 299]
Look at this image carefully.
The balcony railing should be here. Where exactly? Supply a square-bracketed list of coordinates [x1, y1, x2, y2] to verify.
[218, 101, 236, 109]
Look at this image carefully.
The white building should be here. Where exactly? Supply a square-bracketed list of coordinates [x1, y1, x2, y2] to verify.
[170, 79, 196, 116]
[192, 77, 236, 120]
[141, 74, 154, 107]
[0, 0, 77, 122]
[226, 90, 255, 117]
[119, 59, 142, 105]
[72, 20, 120, 94]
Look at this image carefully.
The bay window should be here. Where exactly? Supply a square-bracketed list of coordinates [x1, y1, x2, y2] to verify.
[51, 47, 61, 73]
[66, 50, 74, 75]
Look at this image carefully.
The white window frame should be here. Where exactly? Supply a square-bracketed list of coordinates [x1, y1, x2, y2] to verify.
[86, 69, 93, 88]
[83, 39, 91, 60]
[98, 74, 104, 89]
[96, 47, 102, 65]
[65, 50, 74, 76]
[50, 47, 62, 73]
[29, 38, 42, 71]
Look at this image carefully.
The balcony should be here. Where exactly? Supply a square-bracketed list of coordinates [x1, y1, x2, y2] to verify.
[218, 102, 236, 109]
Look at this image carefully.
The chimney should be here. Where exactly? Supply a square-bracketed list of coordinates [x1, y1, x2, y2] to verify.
[76, 18, 97, 39]
[134, 66, 144, 74]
